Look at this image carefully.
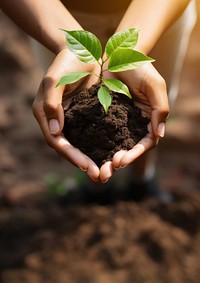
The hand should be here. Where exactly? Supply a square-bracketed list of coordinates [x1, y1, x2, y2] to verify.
[32, 48, 101, 182]
[99, 63, 169, 182]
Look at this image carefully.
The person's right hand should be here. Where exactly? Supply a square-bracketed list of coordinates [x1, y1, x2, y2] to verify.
[32, 48, 101, 182]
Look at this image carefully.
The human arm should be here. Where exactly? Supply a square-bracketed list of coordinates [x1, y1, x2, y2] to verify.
[0, 0, 82, 54]
[0, 0, 101, 181]
[116, 0, 191, 54]
[99, 0, 191, 181]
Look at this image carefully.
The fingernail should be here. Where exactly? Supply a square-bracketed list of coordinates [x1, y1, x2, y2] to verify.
[79, 167, 87, 172]
[49, 119, 60, 134]
[102, 178, 109, 184]
[157, 122, 165, 138]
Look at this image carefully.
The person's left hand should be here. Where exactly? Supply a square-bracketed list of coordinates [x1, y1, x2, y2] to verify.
[99, 62, 169, 183]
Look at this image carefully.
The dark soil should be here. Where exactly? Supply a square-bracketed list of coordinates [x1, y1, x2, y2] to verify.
[1, 190, 200, 283]
[63, 83, 149, 167]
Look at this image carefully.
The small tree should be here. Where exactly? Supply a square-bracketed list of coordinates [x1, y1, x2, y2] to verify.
[57, 28, 154, 113]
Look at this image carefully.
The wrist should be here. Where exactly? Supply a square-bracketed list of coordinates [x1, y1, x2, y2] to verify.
[40, 27, 67, 55]
[53, 43, 68, 55]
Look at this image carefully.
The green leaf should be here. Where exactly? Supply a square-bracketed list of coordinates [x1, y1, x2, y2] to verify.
[56, 71, 91, 87]
[103, 79, 132, 99]
[62, 29, 102, 64]
[98, 85, 112, 113]
[108, 48, 154, 72]
[105, 28, 139, 58]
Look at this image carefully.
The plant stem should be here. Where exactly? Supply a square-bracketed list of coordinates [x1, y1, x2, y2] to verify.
[97, 57, 108, 86]
[99, 57, 106, 86]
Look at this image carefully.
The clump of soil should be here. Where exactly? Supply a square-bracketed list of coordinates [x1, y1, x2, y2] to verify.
[63, 83, 149, 167]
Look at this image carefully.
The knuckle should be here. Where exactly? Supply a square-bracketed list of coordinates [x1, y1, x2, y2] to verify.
[43, 74, 58, 90]
[43, 100, 57, 114]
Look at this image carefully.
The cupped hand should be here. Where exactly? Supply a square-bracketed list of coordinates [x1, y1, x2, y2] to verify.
[32, 48, 101, 182]
[32, 49, 169, 184]
[99, 63, 169, 183]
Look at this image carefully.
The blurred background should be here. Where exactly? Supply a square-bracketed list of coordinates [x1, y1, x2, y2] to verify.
[0, 2, 200, 283]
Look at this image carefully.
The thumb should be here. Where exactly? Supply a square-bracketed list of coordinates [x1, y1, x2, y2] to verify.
[42, 76, 65, 135]
[151, 108, 168, 138]
[48, 105, 64, 135]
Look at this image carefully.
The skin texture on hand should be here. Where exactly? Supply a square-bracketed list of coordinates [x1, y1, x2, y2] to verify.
[98, 63, 169, 182]
[33, 48, 169, 183]
[32, 49, 101, 182]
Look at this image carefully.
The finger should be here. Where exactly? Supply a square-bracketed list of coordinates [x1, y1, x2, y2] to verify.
[129, 64, 169, 138]
[33, 98, 100, 181]
[145, 73, 169, 137]
[41, 75, 65, 135]
[112, 150, 127, 170]
[99, 161, 114, 183]
[44, 130, 100, 181]
[53, 135, 100, 181]
[151, 109, 167, 138]
[118, 133, 158, 168]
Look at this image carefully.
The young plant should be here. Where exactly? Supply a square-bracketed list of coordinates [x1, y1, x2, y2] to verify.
[56, 28, 154, 113]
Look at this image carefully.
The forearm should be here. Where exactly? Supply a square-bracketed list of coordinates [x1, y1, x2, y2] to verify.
[0, 0, 82, 54]
[116, 0, 191, 54]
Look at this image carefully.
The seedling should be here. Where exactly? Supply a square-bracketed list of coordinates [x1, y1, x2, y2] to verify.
[56, 28, 154, 113]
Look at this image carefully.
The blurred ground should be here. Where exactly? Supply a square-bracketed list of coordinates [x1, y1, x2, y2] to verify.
[0, 2, 200, 283]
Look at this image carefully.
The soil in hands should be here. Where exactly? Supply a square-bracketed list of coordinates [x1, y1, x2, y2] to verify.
[63, 83, 150, 167]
